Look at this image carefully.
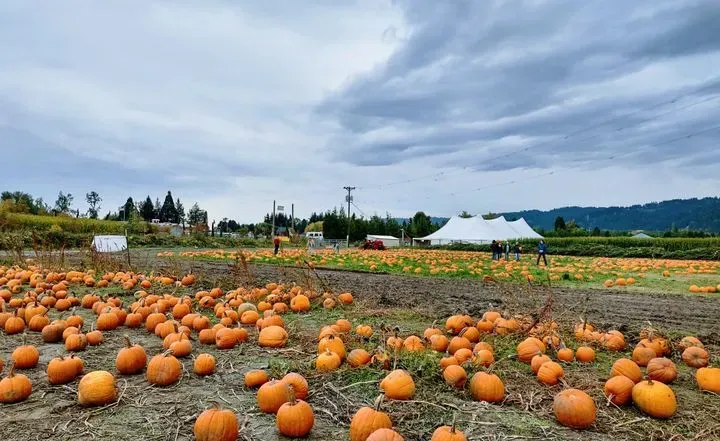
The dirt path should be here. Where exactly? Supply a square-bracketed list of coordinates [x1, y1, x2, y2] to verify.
[188, 261, 720, 340]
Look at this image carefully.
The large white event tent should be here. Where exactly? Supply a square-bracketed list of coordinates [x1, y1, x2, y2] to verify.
[414, 215, 543, 245]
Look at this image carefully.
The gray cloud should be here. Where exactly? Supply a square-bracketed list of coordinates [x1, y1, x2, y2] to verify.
[1, 0, 719, 222]
[319, 0, 720, 172]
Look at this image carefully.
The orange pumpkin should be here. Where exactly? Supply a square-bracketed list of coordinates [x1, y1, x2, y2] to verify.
[442, 365, 467, 389]
[682, 347, 709, 369]
[537, 361, 564, 386]
[146, 350, 182, 386]
[632, 379, 677, 419]
[553, 388, 596, 430]
[646, 358, 677, 384]
[380, 369, 415, 400]
[469, 372, 504, 403]
[603, 376, 635, 406]
[696, 367, 720, 393]
[257, 380, 291, 413]
[77, 371, 118, 406]
[349, 395, 392, 441]
[632, 346, 656, 367]
[193, 354, 216, 376]
[347, 349, 372, 368]
[610, 358, 642, 384]
[244, 369, 269, 388]
[193, 403, 238, 441]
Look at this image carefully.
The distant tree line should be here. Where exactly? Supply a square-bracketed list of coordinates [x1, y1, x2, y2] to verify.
[1, 189, 209, 231]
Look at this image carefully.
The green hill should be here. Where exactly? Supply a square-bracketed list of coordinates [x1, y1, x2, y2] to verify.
[503, 197, 720, 232]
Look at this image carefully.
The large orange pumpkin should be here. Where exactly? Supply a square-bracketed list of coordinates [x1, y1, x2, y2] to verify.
[78, 371, 118, 406]
[349, 395, 392, 441]
[610, 358, 642, 384]
[632, 380, 676, 419]
[193, 404, 238, 441]
[380, 370, 415, 400]
[553, 388, 596, 429]
[603, 376, 635, 406]
[646, 358, 677, 384]
[696, 367, 720, 393]
[469, 372, 504, 403]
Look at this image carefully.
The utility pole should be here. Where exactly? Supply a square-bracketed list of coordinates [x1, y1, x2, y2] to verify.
[291, 203, 295, 235]
[271, 200, 276, 238]
[343, 186, 355, 249]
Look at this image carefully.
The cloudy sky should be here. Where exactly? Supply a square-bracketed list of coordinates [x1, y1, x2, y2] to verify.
[1, 0, 719, 223]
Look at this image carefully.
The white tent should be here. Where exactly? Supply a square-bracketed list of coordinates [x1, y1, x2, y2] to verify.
[91, 235, 128, 252]
[414, 215, 543, 245]
[508, 218, 544, 239]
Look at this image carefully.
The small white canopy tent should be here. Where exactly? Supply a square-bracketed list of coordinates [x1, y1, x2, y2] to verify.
[91, 235, 128, 252]
[414, 215, 543, 245]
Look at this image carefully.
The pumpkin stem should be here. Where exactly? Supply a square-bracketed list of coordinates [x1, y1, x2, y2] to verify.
[162, 349, 175, 357]
[286, 384, 297, 405]
[450, 413, 457, 433]
[8, 362, 16, 377]
[123, 335, 133, 348]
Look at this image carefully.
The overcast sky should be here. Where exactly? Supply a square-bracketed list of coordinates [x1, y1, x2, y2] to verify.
[1, 0, 719, 223]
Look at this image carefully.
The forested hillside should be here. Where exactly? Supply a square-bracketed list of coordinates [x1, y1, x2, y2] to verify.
[504, 197, 720, 232]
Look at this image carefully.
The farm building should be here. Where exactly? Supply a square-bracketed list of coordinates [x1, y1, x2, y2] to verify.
[414, 215, 543, 245]
[366, 234, 400, 248]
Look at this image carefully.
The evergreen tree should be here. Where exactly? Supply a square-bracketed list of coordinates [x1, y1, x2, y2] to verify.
[154, 197, 162, 219]
[410, 211, 433, 237]
[188, 203, 204, 226]
[554, 216, 567, 231]
[140, 196, 155, 221]
[176, 198, 185, 225]
[122, 197, 138, 221]
[159, 191, 178, 223]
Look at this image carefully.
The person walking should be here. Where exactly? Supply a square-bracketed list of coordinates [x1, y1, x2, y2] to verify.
[536, 240, 548, 266]
[513, 242, 522, 261]
[273, 236, 281, 255]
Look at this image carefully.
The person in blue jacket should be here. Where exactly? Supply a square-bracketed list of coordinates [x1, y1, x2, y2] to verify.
[536, 240, 548, 266]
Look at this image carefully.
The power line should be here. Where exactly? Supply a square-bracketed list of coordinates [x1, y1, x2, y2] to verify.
[356, 77, 720, 191]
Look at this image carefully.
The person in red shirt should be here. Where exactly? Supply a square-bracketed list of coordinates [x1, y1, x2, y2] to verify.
[273, 236, 281, 255]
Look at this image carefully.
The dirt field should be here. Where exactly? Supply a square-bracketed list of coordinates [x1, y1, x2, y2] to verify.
[1, 257, 719, 441]
[210, 261, 720, 340]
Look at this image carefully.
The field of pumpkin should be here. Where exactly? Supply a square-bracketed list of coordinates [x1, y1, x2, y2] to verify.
[161, 248, 720, 296]
[1, 263, 719, 441]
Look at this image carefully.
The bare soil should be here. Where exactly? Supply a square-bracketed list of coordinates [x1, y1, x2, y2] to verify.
[219, 261, 720, 340]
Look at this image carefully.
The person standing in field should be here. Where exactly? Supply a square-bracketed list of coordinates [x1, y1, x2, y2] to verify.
[536, 240, 548, 266]
[490, 240, 498, 260]
[513, 242, 522, 261]
[273, 236, 281, 255]
[504, 241, 510, 261]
